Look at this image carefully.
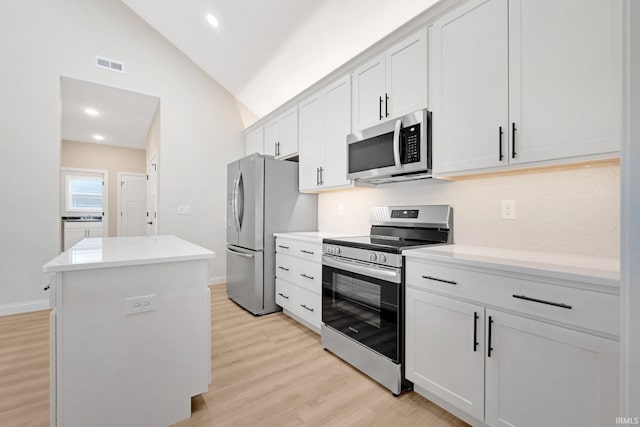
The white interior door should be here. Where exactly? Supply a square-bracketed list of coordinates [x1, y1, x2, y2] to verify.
[119, 173, 146, 237]
[146, 154, 158, 236]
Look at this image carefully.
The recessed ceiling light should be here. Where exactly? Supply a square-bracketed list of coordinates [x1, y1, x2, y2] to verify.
[206, 14, 219, 28]
[85, 108, 99, 116]
[93, 135, 104, 141]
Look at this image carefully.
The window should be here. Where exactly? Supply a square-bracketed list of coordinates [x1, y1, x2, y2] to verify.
[67, 175, 103, 212]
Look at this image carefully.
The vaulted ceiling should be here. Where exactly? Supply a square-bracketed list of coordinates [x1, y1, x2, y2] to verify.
[121, 0, 440, 120]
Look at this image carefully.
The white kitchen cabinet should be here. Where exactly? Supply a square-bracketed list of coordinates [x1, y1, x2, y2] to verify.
[485, 309, 619, 427]
[405, 288, 485, 421]
[274, 235, 322, 332]
[431, 0, 621, 175]
[352, 28, 427, 131]
[299, 75, 353, 192]
[63, 221, 104, 250]
[245, 126, 264, 155]
[264, 106, 298, 159]
[404, 250, 619, 427]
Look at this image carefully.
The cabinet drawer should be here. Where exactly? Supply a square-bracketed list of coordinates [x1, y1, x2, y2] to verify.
[275, 238, 321, 263]
[406, 259, 619, 337]
[276, 253, 321, 295]
[292, 285, 321, 329]
[275, 279, 293, 310]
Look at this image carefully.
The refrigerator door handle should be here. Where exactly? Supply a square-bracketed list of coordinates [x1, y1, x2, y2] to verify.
[226, 246, 255, 259]
[232, 170, 241, 231]
[237, 171, 245, 228]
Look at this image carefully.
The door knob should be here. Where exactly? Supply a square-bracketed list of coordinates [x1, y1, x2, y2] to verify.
[146, 221, 153, 225]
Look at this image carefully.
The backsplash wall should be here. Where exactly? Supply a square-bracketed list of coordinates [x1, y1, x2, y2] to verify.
[318, 163, 620, 258]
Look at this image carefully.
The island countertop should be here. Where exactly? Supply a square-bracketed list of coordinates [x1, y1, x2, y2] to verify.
[43, 235, 215, 273]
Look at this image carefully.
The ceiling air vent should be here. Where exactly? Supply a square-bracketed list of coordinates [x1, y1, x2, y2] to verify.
[95, 56, 125, 73]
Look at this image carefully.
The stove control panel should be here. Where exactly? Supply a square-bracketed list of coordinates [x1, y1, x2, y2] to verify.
[322, 244, 402, 268]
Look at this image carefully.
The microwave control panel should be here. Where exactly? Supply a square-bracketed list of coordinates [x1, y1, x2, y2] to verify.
[403, 124, 420, 163]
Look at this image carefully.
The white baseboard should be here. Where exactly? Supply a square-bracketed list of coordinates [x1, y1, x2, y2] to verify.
[0, 299, 50, 316]
[208, 275, 226, 286]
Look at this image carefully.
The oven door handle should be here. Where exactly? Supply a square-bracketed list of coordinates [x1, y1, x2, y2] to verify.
[322, 255, 401, 284]
[393, 118, 402, 169]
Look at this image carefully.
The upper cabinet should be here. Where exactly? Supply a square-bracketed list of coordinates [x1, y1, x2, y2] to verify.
[264, 106, 298, 159]
[299, 75, 353, 192]
[431, 0, 622, 176]
[245, 126, 264, 156]
[352, 28, 427, 131]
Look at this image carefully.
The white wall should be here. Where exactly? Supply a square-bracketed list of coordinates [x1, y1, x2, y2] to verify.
[319, 162, 620, 258]
[621, 0, 640, 418]
[0, 0, 248, 313]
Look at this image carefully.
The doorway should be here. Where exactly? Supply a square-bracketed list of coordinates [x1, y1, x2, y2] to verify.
[60, 77, 160, 245]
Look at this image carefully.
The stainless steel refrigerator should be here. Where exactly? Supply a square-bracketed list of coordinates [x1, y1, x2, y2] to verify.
[226, 153, 318, 315]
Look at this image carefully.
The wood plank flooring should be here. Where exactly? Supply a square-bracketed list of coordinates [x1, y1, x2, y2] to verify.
[0, 284, 468, 427]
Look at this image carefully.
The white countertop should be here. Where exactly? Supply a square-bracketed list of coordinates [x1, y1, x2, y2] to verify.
[403, 244, 620, 288]
[43, 235, 215, 273]
[273, 231, 352, 242]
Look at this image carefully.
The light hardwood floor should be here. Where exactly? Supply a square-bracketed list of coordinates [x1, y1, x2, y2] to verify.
[0, 284, 468, 427]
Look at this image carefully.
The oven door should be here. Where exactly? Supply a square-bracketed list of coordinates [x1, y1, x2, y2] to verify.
[322, 255, 401, 362]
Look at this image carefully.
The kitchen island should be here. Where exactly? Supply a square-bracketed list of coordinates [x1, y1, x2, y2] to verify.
[43, 235, 215, 427]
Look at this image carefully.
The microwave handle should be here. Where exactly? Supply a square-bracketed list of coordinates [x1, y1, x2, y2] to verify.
[393, 119, 402, 169]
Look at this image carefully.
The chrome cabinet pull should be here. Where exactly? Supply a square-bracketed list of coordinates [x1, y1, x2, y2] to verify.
[512, 294, 572, 310]
[300, 273, 314, 280]
[300, 304, 314, 312]
[385, 93, 389, 117]
[278, 266, 290, 272]
[278, 292, 289, 300]
[379, 96, 383, 120]
[277, 245, 290, 249]
[300, 249, 314, 255]
[421, 275, 457, 285]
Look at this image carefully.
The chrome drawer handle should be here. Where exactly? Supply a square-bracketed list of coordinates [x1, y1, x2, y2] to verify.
[278, 266, 290, 271]
[300, 273, 314, 280]
[512, 294, 572, 310]
[278, 293, 289, 300]
[278, 245, 290, 249]
[300, 250, 314, 255]
[300, 304, 314, 312]
[422, 275, 457, 285]
[348, 326, 359, 334]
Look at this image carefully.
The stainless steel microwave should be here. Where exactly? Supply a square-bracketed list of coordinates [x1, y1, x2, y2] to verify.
[347, 109, 431, 184]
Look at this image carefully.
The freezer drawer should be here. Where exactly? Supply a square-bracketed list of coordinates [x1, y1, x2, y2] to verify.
[226, 244, 264, 315]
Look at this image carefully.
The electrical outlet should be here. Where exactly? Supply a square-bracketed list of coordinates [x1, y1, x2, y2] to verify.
[177, 205, 192, 215]
[125, 295, 157, 315]
[501, 200, 516, 220]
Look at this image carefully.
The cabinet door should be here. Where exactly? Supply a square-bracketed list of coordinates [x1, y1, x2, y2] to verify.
[352, 53, 386, 131]
[298, 92, 324, 191]
[321, 75, 352, 188]
[485, 309, 619, 427]
[508, 0, 622, 164]
[87, 224, 103, 238]
[277, 106, 298, 159]
[386, 28, 427, 118]
[246, 126, 264, 155]
[63, 225, 86, 250]
[406, 288, 485, 421]
[431, 0, 509, 175]
[264, 118, 279, 157]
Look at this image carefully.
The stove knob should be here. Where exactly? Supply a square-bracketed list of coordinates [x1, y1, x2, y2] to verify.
[327, 246, 333, 254]
[335, 246, 341, 255]
[369, 252, 377, 262]
[379, 254, 387, 263]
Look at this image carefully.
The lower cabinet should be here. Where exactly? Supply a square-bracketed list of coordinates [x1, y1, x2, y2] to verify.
[275, 236, 322, 332]
[405, 259, 619, 427]
[485, 310, 619, 427]
[63, 221, 104, 250]
[405, 289, 485, 421]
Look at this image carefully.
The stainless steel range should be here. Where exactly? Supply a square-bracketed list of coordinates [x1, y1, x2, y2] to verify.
[321, 205, 453, 395]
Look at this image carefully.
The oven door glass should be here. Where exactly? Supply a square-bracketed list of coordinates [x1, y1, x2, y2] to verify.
[322, 263, 400, 362]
